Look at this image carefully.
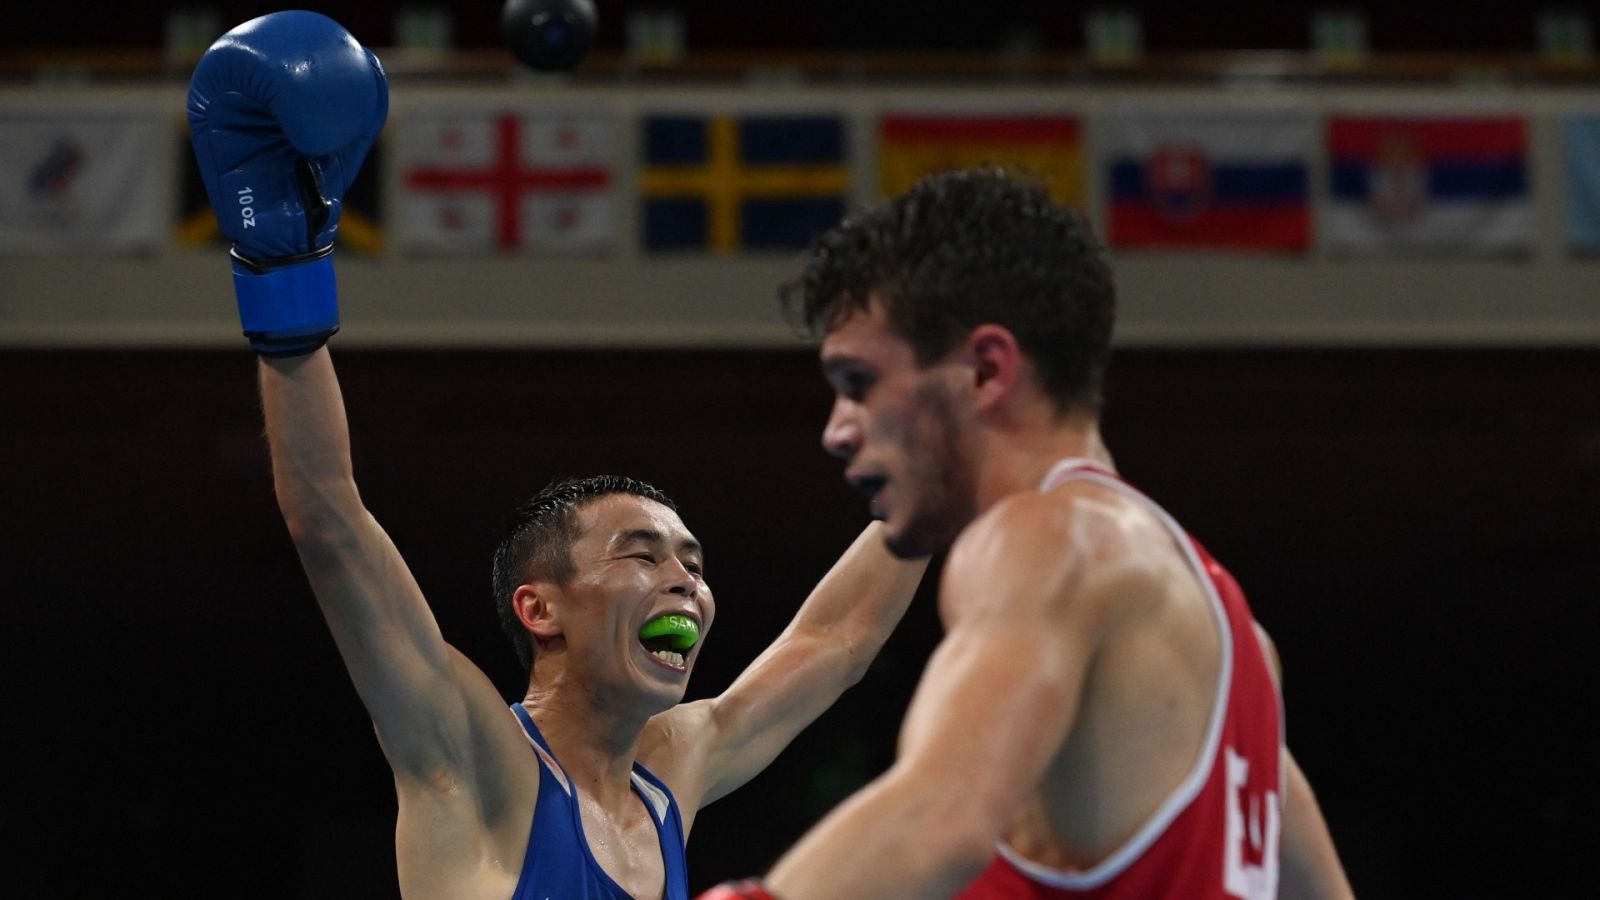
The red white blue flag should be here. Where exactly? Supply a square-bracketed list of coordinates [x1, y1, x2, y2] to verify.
[1324, 115, 1530, 256]
[1101, 109, 1312, 252]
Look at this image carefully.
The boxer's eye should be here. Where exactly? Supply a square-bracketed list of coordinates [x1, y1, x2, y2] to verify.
[833, 370, 874, 402]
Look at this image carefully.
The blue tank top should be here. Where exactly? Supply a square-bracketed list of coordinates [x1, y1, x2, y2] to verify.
[509, 704, 691, 900]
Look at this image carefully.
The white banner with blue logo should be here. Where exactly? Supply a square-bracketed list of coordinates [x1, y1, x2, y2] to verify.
[0, 110, 168, 254]
[1566, 117, 1600, 254]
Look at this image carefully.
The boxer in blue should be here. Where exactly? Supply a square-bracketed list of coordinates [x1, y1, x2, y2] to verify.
[187, 13, 927, 899]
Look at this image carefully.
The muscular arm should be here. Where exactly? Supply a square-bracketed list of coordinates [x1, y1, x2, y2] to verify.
[261, 350, 505, 782]
[763, 495, 1113, 899]
[1253, 625, 1353, 899]
[651, 523, 927, 809]
[1279, 750, 1354, 899]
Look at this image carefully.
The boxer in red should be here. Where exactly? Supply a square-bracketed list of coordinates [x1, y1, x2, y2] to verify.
[702, 169, 1352, 900]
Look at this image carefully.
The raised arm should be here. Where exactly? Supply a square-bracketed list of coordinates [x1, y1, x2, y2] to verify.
[650, 522, 927, 809]
[260, 351, 495, 776]
[188, 13, 507, 784]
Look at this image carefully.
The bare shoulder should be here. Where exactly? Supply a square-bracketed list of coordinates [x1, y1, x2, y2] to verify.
[625, 700, 719, 827]
[390, 648, 543, 893]
[393, 647, 540, 810]
[941, 482, 1173, 627]
[636, 700, 714, 786]
[639, 700, 713, 762]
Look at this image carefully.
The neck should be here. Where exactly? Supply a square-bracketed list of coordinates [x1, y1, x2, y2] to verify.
[521, 675, 650, 806]
[971, 410, 1111, 514]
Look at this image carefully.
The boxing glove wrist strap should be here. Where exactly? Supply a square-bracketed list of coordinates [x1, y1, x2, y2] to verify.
[231, 246, 339, 357]
[230, 243, 334, 274]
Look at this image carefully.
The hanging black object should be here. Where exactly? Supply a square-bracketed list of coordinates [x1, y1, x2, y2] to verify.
[501, 0, 597, 72]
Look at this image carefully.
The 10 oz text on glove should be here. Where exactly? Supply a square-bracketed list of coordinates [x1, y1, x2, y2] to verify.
[237, 188, 256, 228]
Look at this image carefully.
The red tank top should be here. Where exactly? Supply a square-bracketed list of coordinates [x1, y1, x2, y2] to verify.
[956, 460, 1284, 900]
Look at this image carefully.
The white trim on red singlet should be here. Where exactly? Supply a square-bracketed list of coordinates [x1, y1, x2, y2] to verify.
[990, 457, 1236, 890]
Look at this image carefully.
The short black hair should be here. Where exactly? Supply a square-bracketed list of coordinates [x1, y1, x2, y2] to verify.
[491, 475, 677, 672]
[783, 167, 1116, 415]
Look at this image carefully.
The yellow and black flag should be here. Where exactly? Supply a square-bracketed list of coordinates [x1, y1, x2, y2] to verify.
[640, 113, 849, 254]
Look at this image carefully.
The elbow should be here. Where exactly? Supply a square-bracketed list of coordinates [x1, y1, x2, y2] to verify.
[280, 508, 340, 548]
[785, 628, 876, 693]
[882, 766, 1004, 886]
[280, 514, 355, 571]
[277, 486, 365, 556]
[838, 648, 872, 691]
[275, 477, 362, 536]
[916, 799, 1003, 887]
[832, 627, 886, 690]
[940, 795, 1006, 867]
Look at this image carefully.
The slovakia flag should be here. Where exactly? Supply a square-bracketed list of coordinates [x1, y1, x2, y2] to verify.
[1102, 109, 1313, 252]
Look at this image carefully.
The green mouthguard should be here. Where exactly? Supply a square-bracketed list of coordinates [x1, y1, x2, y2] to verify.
[639, 614, 700, 651]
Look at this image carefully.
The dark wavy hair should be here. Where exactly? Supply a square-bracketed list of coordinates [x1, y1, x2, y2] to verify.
[491, 475, 677, 671]
[783, 167, 1116, 415]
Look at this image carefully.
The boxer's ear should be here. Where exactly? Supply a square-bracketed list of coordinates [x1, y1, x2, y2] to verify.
[514, 582, 565, 646]
[964, 323, 1023, 415]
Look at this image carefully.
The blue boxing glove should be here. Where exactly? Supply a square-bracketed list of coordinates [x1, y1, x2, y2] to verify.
[186, 11, 388, 356]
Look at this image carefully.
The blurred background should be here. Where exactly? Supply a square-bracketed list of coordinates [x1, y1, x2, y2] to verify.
[2, 1, 1595, 897]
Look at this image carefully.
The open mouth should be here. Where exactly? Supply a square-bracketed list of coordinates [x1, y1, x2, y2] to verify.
[849, 474, 888, 518]
[638, 613, 700, 669]
[850, 475, 887, 503]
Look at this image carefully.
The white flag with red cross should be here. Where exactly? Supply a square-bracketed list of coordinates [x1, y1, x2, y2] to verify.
[393, 109, 617, 254]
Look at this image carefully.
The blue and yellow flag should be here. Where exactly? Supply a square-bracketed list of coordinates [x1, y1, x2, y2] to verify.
[640, 114, 848, 253]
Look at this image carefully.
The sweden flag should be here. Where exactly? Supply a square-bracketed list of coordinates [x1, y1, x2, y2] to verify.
[641, 114, 849, 253]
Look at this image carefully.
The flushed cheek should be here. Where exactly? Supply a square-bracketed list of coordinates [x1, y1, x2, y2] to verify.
[869, 407, 920, 456]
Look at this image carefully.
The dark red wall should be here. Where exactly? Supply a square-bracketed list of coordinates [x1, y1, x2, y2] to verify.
[4, 347, 1594, 897]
